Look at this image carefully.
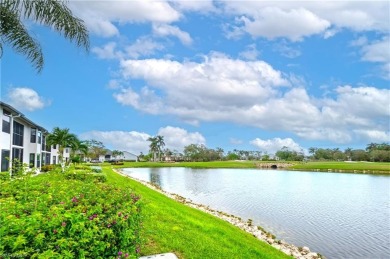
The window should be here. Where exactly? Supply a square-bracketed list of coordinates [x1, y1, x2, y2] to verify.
[53, 156, 57, 165]
[2, 111, 10, 133]
[36, 154, 40, 168]
[31, 128, 37, 143]
[37, 131, 42, 144]
[65, 148, 69, 153]
[29, 153, 35, 168]
[12, 147, 23, 163]
[1, 150, 10, 171]
[13, 121, 24, 146]
[42, 136, 51, 152]
[45, 153, 51, 165]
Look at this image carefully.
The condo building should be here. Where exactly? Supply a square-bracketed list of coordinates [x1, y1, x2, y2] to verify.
[0, 101, 67, 172]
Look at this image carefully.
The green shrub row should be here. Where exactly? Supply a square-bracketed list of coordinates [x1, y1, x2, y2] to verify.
[64, 171, 107, 182]
[0, 172, 142, 258]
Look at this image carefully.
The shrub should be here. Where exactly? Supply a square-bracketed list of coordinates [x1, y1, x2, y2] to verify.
[0, 172, 142, 258]
[0, 172, 10, 181]
[65, 171, 107, 183]
[41, 164, 56, 172]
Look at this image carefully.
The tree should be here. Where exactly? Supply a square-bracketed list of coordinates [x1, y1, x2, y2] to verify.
[148, 135, 165, 161]
[0, 0, 89, 72]
[70, 139, 88, 164]
[147, 136, 158, 162]
[84, 139, 106, 161]
[112, 150, 124, 161]
[47, 127, 78, 172]
[156, 135, 165, 161]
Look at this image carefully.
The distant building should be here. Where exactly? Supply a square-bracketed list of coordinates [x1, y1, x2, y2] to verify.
[0, 102, 61, 172]
[98, 150, 138, 162]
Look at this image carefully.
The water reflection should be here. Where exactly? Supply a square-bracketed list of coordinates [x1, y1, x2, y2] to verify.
[122, 168, 390, 259]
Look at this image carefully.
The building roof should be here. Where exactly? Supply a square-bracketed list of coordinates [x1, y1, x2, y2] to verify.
[0, 101, 48, 133]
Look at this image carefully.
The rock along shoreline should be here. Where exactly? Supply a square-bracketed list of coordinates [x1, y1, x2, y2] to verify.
[115, 169, 323, 259]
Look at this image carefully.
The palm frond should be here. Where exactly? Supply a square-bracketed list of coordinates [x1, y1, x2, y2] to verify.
[22, 0, 89, 51]
[0, 4, 44, 72]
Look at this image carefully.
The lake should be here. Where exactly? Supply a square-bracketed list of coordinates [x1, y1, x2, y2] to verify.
[121, 168, 390, 259]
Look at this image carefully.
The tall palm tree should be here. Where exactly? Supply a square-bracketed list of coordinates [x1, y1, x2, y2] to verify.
[47, 127, 78, 171]
[147, 136, 158, 162]
[0, 0, 89, 72]
[156, 135, 165, 161]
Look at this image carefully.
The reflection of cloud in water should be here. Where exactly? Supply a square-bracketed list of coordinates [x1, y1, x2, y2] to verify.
[184, 168, 210, 195]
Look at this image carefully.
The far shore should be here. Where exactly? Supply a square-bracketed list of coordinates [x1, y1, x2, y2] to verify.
[111, 160, 390, 174]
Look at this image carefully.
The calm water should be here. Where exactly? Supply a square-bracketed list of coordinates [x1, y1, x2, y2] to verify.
[122, 168, 390, 259]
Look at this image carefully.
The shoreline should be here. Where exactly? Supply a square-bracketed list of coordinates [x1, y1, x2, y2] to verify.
[114, 169, 323, 259]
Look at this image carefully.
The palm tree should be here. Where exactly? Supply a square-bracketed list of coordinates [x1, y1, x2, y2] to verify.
[0, 0, 89, 72]
[70, 139, 88, 164]
[156, 135, 165, 161]
[47, 127, 78, 172]
[147, 137, 158, 162]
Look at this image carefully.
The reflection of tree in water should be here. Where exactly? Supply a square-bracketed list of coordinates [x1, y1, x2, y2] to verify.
[150, 169, 162, 186]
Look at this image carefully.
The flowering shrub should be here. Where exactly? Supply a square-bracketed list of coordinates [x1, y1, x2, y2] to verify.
[0, 171, 142, 258]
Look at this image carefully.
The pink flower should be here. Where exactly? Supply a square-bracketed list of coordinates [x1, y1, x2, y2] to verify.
[61, 222, 66, 227]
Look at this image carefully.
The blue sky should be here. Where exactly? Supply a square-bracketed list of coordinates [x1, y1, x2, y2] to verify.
[1, 0, 389, 155]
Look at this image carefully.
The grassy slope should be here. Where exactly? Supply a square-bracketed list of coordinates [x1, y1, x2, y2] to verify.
[104, 167, 290, 259]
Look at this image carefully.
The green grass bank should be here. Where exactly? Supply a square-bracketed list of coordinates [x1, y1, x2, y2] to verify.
[104, 167, 290, 259]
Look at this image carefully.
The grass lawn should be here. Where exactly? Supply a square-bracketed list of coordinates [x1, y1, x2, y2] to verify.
[290, 161, 390, 173]
[104, 167, 290, 259]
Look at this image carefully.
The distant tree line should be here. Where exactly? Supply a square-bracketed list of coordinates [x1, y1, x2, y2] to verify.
[307, 143, 390, 162]
[142, 142, 390, 162]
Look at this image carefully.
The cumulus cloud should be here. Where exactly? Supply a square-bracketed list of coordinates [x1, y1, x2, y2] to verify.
[157, 126, 206, 152]
[112, 53, 389, 144]
[222, 1, 389, 40]
[79, 127, 205, 154]
[237, 7, 330, 41]
[250, 138, 303, 154]
[79, 130, 151, 154]
[7, 87, 49, 111]
[360, 37, 390, 79]
[153, 24, 193, 45]
[70, 0, 181, 37]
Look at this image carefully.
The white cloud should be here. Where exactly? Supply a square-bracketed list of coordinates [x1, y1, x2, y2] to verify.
[125, 37, 165, 58]
[237, 7, 330, 41]
[222, 1, 389, 40]
[360, 37, 390, 79]
[113, 53, 389, 144]
[92, 42, 122, 59]
[354, 129, 390, 143]
[239, 44, 260, 60]
[79, 130, 151, 154]
[7, 87, 48, 111]
[79, 127, 205, 154]
[250, 138, 303, 154]
[171, 0, 215, 13]
[273, 40, 301, 58]
[153, 24, 193, 45]
[157, 126, 206, 152]
[70, 0, 181, 37]
[361, 37, 390, 63]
